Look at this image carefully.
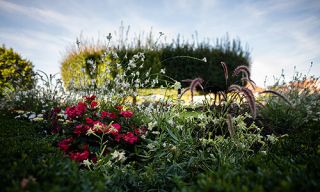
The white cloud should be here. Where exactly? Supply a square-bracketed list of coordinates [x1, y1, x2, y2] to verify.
[0, 0, 319, 87]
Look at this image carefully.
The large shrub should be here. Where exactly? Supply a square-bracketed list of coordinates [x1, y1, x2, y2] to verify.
[0, 45, 35, 97]
[61, 34, 250, 90]
[60, 43, 117, 90]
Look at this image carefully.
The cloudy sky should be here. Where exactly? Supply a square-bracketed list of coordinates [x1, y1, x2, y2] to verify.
[0, 0, 319, 87]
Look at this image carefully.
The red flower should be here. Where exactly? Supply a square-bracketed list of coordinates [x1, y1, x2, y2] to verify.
[123, 132, 138, 144]
[120, 110, 133, 118]
[65, 102, 87, 120]
[92, 121, 106, 133]
[73, 124, 89, 135]
[69, 150, 89, 162]
[115, 106, 124, 111]
[101, 111, 117, 119]
[65, 106, 76, 119]
[134, 127, 146, 135]
[76, 102, 87, 115]
[106, 123, 121, 135]
[86, 117, 94, 124]
[84, 95, 96, 102]
[69, 145, 90, 162]
[53, 107, 61, 114]
[91, 155, 97, 163]
[90, 101, 98, 109]
[114, 134, 122, 142]
[57, 137, 73, 152]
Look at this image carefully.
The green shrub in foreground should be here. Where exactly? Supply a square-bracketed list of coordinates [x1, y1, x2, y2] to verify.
[0, 112, 107, 192]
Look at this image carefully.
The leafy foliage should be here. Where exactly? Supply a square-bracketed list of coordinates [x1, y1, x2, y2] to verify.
[60, 34, 250, 90]
[0, 45, 35, 97]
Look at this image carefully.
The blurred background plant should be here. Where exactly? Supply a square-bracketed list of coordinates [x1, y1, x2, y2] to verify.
[60, 24, 250, 91]
[0, 44, 35, 98]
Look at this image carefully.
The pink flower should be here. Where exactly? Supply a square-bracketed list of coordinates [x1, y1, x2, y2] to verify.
[120, 110, 133, 118]
[123, 132, 138, 144]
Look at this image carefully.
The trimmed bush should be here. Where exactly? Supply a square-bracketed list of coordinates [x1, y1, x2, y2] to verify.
[61, 35, 250, 90]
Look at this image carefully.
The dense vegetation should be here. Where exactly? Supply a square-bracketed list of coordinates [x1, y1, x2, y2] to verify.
[1, 38, 319, 191]
[0, 45, 35, 97]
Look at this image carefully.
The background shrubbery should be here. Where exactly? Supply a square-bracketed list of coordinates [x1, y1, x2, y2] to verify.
[0, 45, 35, 97]
[61, 32, 250, 90]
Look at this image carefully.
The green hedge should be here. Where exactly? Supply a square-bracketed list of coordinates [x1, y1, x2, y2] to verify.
[61, 37, 250, 90]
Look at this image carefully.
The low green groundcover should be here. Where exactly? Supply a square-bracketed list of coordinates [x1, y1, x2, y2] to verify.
[0, 111, 319, 191]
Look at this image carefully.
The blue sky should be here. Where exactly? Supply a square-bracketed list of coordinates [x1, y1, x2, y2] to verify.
[0, 0, 319, 87]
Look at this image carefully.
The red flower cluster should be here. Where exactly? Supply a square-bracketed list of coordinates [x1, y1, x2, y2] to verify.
[65, 102, 87, 120]
[101, 111, 117, 119]
[120, 110, 134, 118]
[55, 95, 147, 164]
[123, 132, 138, 144]
[69, 145, 90, 162]
[57, 137, 73, 152]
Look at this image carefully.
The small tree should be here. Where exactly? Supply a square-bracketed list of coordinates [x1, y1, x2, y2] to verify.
[0, 45, 35, 97]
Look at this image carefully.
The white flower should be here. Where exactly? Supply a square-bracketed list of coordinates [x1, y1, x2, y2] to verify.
[111, 150, 126, 162]
[147, 143, 155, 150]
[267, 134, 278, 144]
[171, 145, 177, 151]
[176, 125, 183, 130]
[28, 113, 36, 120]
[167, 119, 174, 126]
[32, 117, 43, 122]
[202, 57, 207, 62]
[173, 82, 181, 90]
[82, 159, 92, 167]
[152, 131, 160, 135]
[148, 121, 157, 130]
[197, 114, 206, 120]
[160, 69, 166, 74]
[86, 128, 95, 136]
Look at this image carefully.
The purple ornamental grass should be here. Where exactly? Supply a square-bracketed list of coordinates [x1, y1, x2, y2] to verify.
[180, 78, 204, 102]
[220, 62, 229, 82]
[240, 87, 257, 119]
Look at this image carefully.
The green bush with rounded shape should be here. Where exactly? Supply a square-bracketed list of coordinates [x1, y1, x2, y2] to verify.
[60, 46, 117, 90]
[0, 45, 35, 97]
